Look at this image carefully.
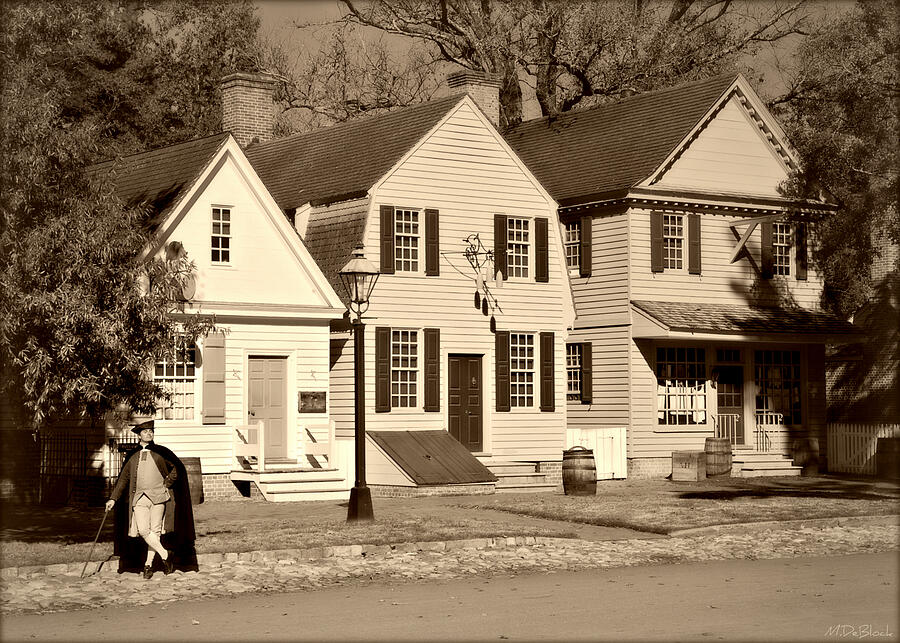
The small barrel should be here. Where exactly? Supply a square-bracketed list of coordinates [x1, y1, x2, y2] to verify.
[181, 457, 204, 505]
[704, 437, 732, 477]
[562, 447, 597, 496]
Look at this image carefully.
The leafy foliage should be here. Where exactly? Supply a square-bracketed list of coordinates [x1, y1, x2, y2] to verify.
[775, 0, 899, 316]
[0, 1, 255, 428]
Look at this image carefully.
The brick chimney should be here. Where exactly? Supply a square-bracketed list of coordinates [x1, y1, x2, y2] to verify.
[221, 72, 276, 147]
[447, 70, 501, 129]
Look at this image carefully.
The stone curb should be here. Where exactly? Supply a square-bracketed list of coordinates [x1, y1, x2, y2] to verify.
[3, 515, 897, 581]
[0, 535, 554, 581]
[667, 514, 899, 537]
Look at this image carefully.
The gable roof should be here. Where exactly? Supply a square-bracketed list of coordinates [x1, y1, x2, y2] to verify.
[90, 133, 230, 222]
[245, 95, 465, 210]
[504, 75, 738, 207]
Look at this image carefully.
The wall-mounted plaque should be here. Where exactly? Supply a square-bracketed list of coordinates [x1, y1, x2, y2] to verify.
[299, 391, 326, 413]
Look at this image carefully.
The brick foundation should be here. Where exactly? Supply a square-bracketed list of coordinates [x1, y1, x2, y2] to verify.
[536, 460, 562, 487]
[199, 473, 262, 501]
[627, 457, 673, 479]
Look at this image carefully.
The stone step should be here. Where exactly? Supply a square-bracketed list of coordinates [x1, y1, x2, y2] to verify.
[732, 453, 793, 463]
[494, 472, 551, 486]
[494, 482, 558, 494]
[259, 478, 347, 493]
[484, 463, 539, 475]
[734, 466, 802, 478]
[263, 488, 350, 502]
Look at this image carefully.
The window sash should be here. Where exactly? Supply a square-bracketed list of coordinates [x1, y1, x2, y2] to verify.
[394, 209, 420, 272]
[564, 222, 581, 272]
[656, 346, 707, 425]
[566, 343, 582, 399]
[773, 222, 791, 276]
[507, 218, 530, 279]
[154, 338, 197, 421]
[391, 330, 418, 408]
[754, 349, 801, 425]
[212, 207, 232, 263]
[510, 333, 534, 407]
[663, 214, 684, 270]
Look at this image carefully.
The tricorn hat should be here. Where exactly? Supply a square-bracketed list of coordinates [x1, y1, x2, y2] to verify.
[130, 419, 155, 435]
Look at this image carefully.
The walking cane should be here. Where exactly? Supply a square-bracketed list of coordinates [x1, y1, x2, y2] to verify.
[81, 507, 110, 579]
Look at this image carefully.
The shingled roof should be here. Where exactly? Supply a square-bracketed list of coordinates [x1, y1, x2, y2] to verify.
[632, 300, 859, 337]
[504, 75, 737, 207]
[244, 95, 464, 210]
[89, 133, 230, 222]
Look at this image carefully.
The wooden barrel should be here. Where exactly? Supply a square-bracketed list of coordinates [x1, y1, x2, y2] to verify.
[562, 447, 596, 496]
[181, 457, 204, 505]
[704, 438, 732, 477]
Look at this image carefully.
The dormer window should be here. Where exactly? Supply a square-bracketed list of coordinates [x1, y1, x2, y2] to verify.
[211, 207, 231, 263]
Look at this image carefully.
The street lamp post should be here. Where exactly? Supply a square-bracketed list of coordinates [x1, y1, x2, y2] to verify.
[338, 245, 380, 523]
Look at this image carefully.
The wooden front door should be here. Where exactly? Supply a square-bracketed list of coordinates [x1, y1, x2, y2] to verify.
[448, 355, 483, 452]
[248, 357, 288, 459]
[716, 365, 744, 445]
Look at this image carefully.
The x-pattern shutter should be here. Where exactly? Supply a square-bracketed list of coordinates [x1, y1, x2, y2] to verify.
[495, 330, 510, 412]
[202, 331, 226, 425]
[380, 205, 395, 275]
[375, 327, 391, 413]
[423, 328, 440, 412]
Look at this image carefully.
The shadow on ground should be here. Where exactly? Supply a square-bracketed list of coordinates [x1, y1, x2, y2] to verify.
[673, 475, 900, 502]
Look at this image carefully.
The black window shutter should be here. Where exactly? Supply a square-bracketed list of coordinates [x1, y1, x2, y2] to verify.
[495, 330, 510, 412]
[540, 332, 555, 412]
[493, 214, 508, 281]
[535, 217, 549, 283]
[688, 213, 702, 275]
[650, 212, 664, 273]
[581, 341, 593, 404]
[423, 328, 440, 411]
[375, 326, 391, 412]
[795, 222, 808, 281]
[201, 332, 226, 425]
[761, 221, 774, 279]
[380, 205, 395, 275]
[425, 209, 440, 276]
[580, 215, 592, 277]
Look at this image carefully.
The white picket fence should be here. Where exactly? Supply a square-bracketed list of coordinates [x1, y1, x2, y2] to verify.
[827, 423, 900, 475]
[566, 426, 627, 480]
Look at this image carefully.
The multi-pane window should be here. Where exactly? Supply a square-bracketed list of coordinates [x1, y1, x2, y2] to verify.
[564, 221, 581, 273]
[716, 349, 742, 364]
[394, 209, 420, 272]
[510, 333, 534, 407]
[211, 207, 231, 263]
[391, 330, 418, 408]
[154, 338, 196, 421]
[773, 222, 791, 276]
[566, 343, 582, 400]
[755, 350, 801, 425]
[656, 347, 707, 425]
[663, 214, 684, 270]
[507, 218, 530, 278]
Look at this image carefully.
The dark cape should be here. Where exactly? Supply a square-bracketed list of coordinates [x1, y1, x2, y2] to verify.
[111, 442, 198, 574]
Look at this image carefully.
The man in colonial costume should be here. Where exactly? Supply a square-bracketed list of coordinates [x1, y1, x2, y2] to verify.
[106, 420, 197, 578]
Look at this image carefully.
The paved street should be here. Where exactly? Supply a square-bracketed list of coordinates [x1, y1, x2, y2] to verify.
[1, 517, 896, 618]
[2, 552, 897, 642]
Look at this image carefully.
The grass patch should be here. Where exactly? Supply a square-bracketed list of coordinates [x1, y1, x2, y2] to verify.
[463, 477, 900, 533]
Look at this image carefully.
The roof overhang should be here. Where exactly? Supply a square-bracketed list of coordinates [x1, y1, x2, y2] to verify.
[631, 301, 863, 345]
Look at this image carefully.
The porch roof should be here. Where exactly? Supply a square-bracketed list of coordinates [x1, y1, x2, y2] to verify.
[631, 300, 861, 343]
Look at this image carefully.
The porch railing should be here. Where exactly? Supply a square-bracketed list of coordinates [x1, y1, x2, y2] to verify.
[234, 422, 266, 473]
[714, 414, 741, 445]
[302, 420, 335, 465]
[754, 412, 782, 452]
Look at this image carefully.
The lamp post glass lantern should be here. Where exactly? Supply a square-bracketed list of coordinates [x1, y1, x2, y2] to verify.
[338, 246, 379, 522]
